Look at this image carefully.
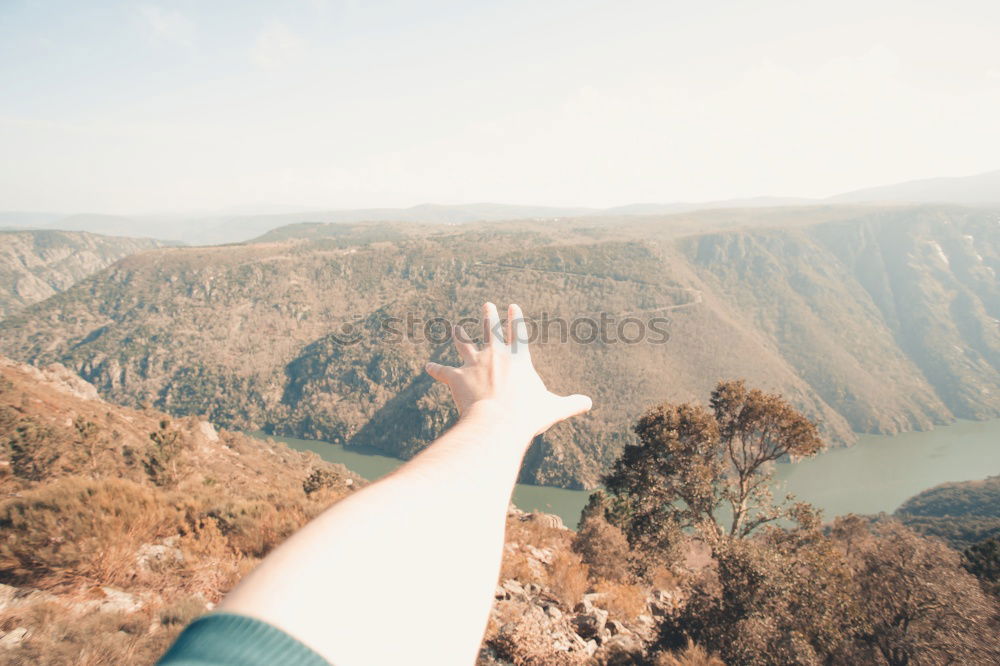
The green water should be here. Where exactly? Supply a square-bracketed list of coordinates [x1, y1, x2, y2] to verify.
[252, 431, 597, 527]
[256, 418, 1000, 529]
[774, 418, 1000, 518]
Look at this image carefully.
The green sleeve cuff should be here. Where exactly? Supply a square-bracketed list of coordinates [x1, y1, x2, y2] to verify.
[157, 612, 331, 666]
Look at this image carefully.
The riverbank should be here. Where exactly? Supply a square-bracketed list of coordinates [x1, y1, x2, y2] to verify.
[255, 418, 1000, 530]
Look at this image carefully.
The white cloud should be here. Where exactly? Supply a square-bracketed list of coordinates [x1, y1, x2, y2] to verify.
[137, 5, 196, 49]
[251, 23, 308, 70]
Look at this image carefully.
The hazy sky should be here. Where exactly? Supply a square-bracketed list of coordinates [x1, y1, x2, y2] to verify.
[2, 0, 999, 214]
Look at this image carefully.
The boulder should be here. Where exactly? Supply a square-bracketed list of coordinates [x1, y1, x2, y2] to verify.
[526, 512, 566, 530]
[500, 579, 527, 600]
[136, 538, 185, 571]
[525, 545, 553, 565]
[198, 420, 219, 442]
[98, 587, 144, 613]
[571, 607, 608, 640]
[607, 619, 629, 636]
[0, 627, 28, 650]
[599, 633, 646, 661]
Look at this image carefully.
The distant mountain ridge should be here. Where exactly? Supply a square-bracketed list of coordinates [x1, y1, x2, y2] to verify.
[5, 167, 995, 245]
[832, 169, 1000, 205]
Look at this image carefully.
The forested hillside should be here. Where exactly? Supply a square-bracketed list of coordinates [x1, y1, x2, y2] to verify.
[0, 230, 165, 318]
[1, 205, 998, 488]
[896, 476, 1000, 550]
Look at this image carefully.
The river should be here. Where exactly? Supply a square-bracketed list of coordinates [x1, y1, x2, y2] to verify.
[256, 418, 1000, 529]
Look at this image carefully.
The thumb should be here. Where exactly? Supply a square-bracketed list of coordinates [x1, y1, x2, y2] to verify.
[425, 361, 456, 384]
[554, 393, 592, 420]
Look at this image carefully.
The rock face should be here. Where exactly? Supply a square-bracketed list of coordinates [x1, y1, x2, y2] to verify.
[0, 627, 28, 650]
[0, 357, 101, 401]
[0, 229, 165, 318]
[1, 206, 998, 488]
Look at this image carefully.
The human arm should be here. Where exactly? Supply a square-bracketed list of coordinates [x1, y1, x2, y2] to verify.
[214, 302, 592, 665]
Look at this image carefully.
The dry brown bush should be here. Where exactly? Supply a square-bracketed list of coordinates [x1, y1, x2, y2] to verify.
[573, 512, 632, 583]
[648, 564, 680, 591]
[501, 547, 544, 585]
[0, 600, 178, 666]
[592, 580, 648, 621]
[547, 550, 590, 609]
[654, 640, 726, 666]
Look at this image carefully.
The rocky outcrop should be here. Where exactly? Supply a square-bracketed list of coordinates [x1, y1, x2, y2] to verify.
[481, 508, 683, 664]
[0, 229, 164, 318]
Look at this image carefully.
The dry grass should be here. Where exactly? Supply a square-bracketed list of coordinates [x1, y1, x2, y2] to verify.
[0, 600, 178, 666]
[591, 580, 648, 621]
[0, 358, 363, 663]
[654, 640, 726, 666]
[649, 564, 680, 592]
[0, 477, 182, 588]
[547, 550, 590, 609]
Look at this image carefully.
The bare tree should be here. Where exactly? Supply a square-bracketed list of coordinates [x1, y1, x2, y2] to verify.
[710, 380, 823, 537]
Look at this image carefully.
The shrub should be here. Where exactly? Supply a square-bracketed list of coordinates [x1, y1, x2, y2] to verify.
[592, 579, 647, 621]
[7, 415, 60, 481]
[963, 535, 1000, 597]
[303, 467, 340, 495]
[0, 600, 176, 666]
[573, 511, 632, 583]
[654, 640, 725, 666]
[0, 476, 180, 587]
[144, 421, 185, 487]
[207, 498, 308, 558]
[547, 550, 589, 608]
[159, 596, 209, 627]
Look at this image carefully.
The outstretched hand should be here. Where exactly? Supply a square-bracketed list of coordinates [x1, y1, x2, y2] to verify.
[425, 302, 592, 438]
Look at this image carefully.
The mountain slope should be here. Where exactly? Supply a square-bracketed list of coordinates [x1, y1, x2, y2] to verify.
[0, 206, 998, 489]
[0, 354, 362, 662]
[0, 230, 166, 318]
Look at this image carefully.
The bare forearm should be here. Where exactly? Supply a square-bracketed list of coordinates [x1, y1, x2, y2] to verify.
[219, 404, 533, 665]
[217, 302, 591, 665]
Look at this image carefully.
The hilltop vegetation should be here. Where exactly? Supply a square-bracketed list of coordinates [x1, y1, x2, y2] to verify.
[1, 205, 998, 488]
[0, 230, 165, 318]
[896, 475, 1000, 550]
[0, 356, 361, 663]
